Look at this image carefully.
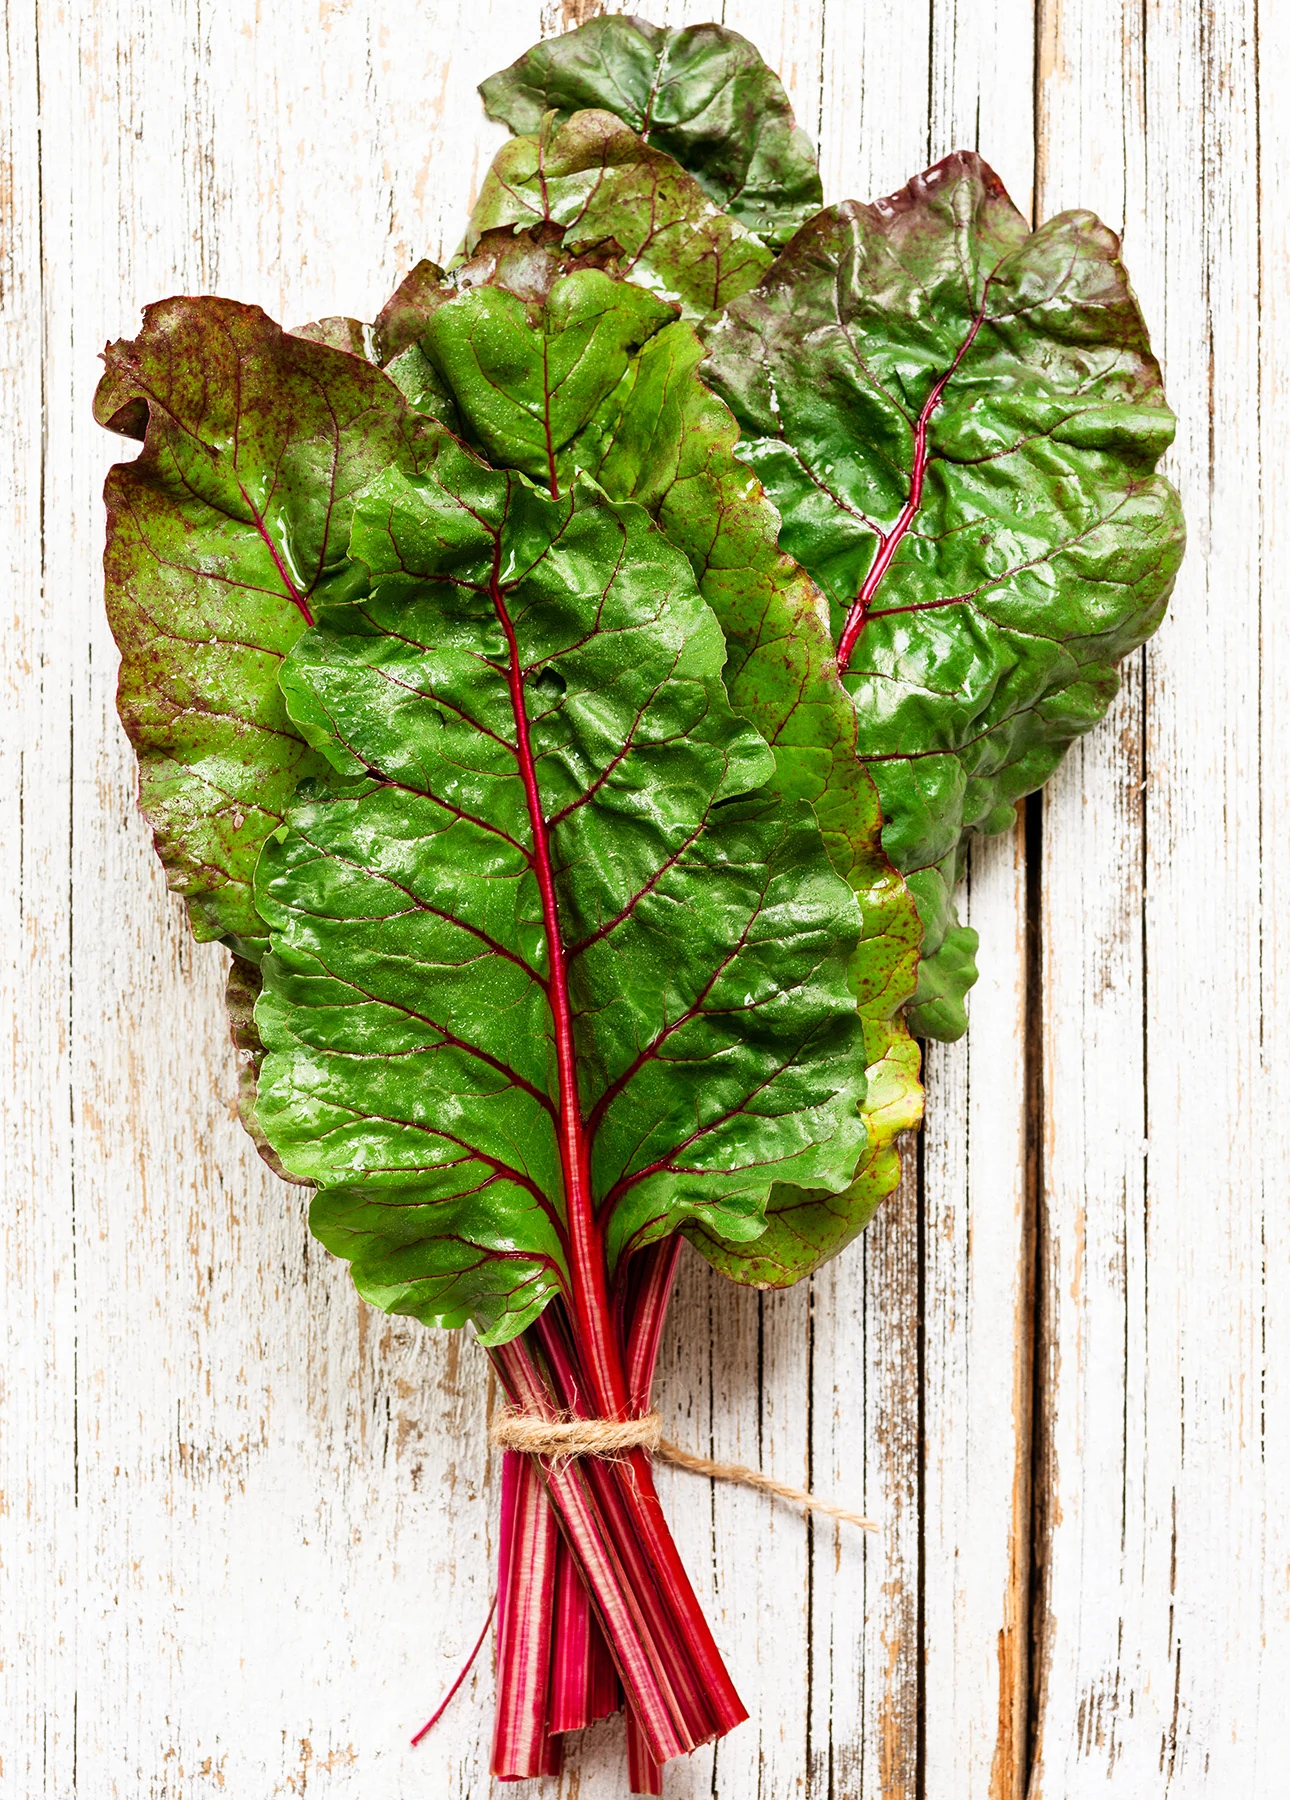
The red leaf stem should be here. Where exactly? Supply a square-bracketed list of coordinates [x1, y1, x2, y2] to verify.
[489, 549, 629, 1421]
[549, 1540, 621, 1732]
[626, 1709, 665, 1796]
[491, 1450, 562, 1779]
[835, 298, 989, 671]
[409, 1592, 498, 1748]
[532, 1307, 718, 1745]
[622, 1236, 684, 1409]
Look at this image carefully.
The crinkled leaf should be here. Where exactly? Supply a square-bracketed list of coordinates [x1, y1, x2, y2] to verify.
[372, 234, 923, 1285]
[291, 315, 373, 358]
[253, 447, 869, 1342]
[575, 315, 923, 1279]
[418, 265, 675, 493]
[702, 152, 1185, 1036]
[479, 16, 822, 247]
[95, 297, 436, 956]
[464, 109, 773, 320]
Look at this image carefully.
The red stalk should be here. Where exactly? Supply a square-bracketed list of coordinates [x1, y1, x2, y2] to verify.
[491, 1450, 561, 1779]
[491, 1288, 748, 1767]
[623, 1237, 684, 1408]
[490, 1334, 694, 1764]
[550, 1539, 621, 1732]
[626, 1708, 665, 1796]
[532, 1306, 724, 1745]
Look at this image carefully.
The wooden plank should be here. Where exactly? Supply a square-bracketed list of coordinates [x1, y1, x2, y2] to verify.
[1033, 0, 1281, 1789]
[0, 5, 80, 1796]
[813, 21, 936, 1793]
[1255, 0, 1290, 1785]
[808, 7, 1040, 1797]
[920, 11, 1037, 1799]
[1031, 5, 1155, 1790]
[920, 824, 1032, 1800]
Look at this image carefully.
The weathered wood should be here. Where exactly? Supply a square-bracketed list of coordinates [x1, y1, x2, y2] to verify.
[1033, 0, 1285, 1791]
[815, 13, 937, 1794]
[3, 0, 1285, 1795]
[1257, 2, 1290, 1788]
[920, 11, 1037, 1798]
[0, 6, 79, 1799]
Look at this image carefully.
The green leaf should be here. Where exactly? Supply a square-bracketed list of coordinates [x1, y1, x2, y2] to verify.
[371, 233, 924, 1285]
[464, 109, 773, 320]
[575, 315, 924, 1281]
[96, 297, 436, 956]
[702, 152, 1185, 1037]
[253, 446, 869, 1342]
[479, 16, 822, 247]
[419, 266, 675, 493]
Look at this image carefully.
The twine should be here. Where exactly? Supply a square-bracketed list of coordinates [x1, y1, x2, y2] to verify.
[489, 1407, 877, 1533]
[491, 1407, 663, 1458]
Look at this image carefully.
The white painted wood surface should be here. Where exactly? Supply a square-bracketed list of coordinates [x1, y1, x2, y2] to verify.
[1, 2, 1283, 1795]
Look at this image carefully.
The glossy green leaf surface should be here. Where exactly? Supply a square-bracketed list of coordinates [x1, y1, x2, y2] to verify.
[702, 152, 1185, 1036]
[479, 16, 822, 248]
[253, 446, 869, 1341]
[574, 310, 923, 1280]
[420, 264, 675, 493]
[465, 109, 773, 320]
[95, 298, 434, 956]
[371, 232, 923, 1285]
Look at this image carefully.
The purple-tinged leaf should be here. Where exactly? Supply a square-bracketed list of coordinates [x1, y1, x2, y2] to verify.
[95, 297, 437, 955]
[703, 153, 1185, 1036]
[464, 109, 773, 320]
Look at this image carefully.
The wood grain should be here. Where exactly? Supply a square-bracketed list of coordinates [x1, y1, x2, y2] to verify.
[1, 1, 1283, 1795]
[1033, 1, 1287, 1793]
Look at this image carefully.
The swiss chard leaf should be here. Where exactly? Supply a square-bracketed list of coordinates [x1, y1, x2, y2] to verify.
[464, 109, 773, 320]
[702, 152, 1185, 1036]
[370, 235, 924, 1286]
[253, 446, 870, 1342]
[575, 312, 923, 1280]
[95, 297, 436, 956]
[479, 16, 823, 248]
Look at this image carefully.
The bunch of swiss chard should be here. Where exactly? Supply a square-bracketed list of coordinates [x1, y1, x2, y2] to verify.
[96, 16, 1183, 1792]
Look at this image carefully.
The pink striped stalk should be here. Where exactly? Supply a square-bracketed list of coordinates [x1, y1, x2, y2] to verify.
[489, 1334, 698, 1765]
[531, 1307, 724, 1744]
[622, 1238, 684, 1408]
[626, 1707, 665, 1796]
[619, 1237, 684, 1795]
[485, 1246, 745, 1784]
[549, 1540, 620, 1733]
[491, 1449, 561, 1779]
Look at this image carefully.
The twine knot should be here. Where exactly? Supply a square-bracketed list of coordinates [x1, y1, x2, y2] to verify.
[489, 1406, 877, 1532]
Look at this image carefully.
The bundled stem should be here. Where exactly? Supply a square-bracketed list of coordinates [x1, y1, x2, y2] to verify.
[487, 1239, 741, 1788]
